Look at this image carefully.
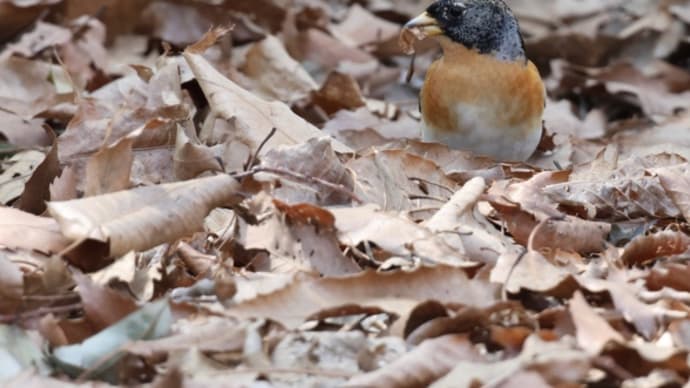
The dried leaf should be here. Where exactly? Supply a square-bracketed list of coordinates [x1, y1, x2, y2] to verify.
[241, 35, 318, 103]
[48, 174, 241, 259]
[241, 195, 361, 276]
[569, 291, 624, 354]
[183, 30, 351, 154]
[258, 137, 354, 205]
[432, 335, 590, 387]
[0, 150, 45, 205]
[651, 163, 690, 221]
[229, 266, 498, 329]
[0, 207, 70, 254]
[16, 140, 59, 214]
[345, 335, 481, 388]
[620, 230, 690, 266]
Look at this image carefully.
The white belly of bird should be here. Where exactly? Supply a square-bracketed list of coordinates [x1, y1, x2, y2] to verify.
[422, 102, 541, 161]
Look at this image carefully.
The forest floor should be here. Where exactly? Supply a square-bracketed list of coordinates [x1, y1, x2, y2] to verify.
[2, 0, 690, 386]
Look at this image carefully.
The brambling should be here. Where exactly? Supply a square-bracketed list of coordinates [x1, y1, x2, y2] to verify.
[403, 0, 545, 161]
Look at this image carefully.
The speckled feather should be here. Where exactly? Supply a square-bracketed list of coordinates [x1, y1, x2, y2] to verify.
[426, 0, 525, 62]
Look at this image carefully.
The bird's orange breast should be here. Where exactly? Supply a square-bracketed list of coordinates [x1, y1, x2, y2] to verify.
[421, 39, 545, 139]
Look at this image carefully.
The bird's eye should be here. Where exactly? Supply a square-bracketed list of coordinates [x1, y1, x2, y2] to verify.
[447, 3, 465, 18]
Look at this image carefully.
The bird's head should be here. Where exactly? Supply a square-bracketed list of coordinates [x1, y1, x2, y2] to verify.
[404, 0, 525, 62]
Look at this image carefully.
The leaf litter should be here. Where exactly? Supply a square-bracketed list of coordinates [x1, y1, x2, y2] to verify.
[3, 0, 690, 386]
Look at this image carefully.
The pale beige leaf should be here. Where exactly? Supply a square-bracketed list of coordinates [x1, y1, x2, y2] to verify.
[331, 4, 400, 48]
[0, 150, 45, 205]
[183, 35, 351, 154]
[424, 177, 518, 263]
[85, 134, 134, 197]
[345, 335, 482, 388]
[330, 205, 476, 267]
[0, 252, 23, 313]
[490, 170, 568, 220]
[258, 137, 354, 205]
[501, 250, 577, 295]
[569, 291, 624, 354]
[576, 270, 685, 339]
[652, 163, 690, 221]
[425, 177, 486, 231]
[49, 166, 78, 202]
[346, 149, 457, 214]
[0, 110, 52, 148]
[173, 125, 223, 180]
[228, 266, 498, 329]
[242, 195, 361, 276]
[0, 56, 63, 118]
[125, 317, 247, 356]
[0, 207, 70, 254]
[543, 155, 685, 220]
[241, 35, 318, 104]
[271, 331, 369, 384]
[432, 336, 590, 387]
[47, 174, 241, 257]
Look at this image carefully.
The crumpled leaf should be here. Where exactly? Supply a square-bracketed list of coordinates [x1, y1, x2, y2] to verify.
[241, 35, 318, 103]
[241, 195, 361, 276]
[499, 250, 578, 296]
[331, 205, 476, 267]
[257, 137, 355, 205]
[183, 28, 351, 154]
[569, 291, 624, 354]
[576, 268, 686, 339]
[228, 266, 498, 329]
[651, 162, 690, 221]
[0, 150, 45, 205]
[345, 335, 482, 388]
[347, 149, 457, 213]
[431, 335, 590, 387]
[48, 174, 241, 261]
[0, 207, 70, 254]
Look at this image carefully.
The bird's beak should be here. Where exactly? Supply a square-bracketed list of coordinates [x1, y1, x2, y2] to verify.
[403, 12, 443, 37]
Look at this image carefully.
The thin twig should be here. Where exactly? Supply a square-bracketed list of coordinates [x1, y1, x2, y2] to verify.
[227, 367, 355, 378]
[22, 293, 79, 302]
[0, 302, 83, 323]
[233, 167, 362, 204]
[407, 206, 441, 215]
[408, 176, 455, 195]
[244, 127, 277, 171]
[405, 52, 416, 84]
[51, 46, 80, 100]
[408, 194, 447, 202]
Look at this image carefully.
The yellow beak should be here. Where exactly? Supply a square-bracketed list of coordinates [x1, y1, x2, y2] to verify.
[403, 12, 443, 37]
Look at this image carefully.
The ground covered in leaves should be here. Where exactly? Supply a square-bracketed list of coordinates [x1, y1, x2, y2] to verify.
[3, 0, 690, 386]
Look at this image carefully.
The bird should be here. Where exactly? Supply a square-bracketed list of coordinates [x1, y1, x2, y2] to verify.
[403, 0, 545, 161]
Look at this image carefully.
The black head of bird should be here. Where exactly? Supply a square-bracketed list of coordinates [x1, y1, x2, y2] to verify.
[406, 0, 525, 62]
